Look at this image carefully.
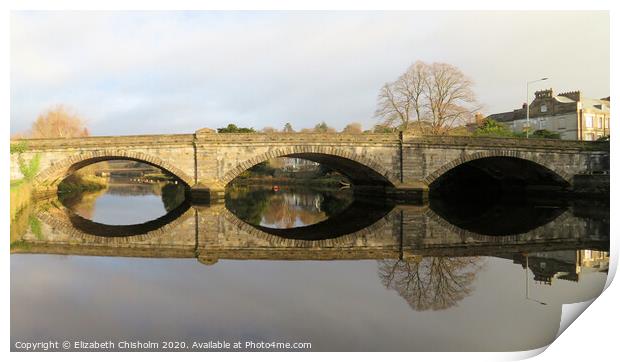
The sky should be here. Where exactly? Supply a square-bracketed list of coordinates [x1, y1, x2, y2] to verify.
[10, 11, 610, 136]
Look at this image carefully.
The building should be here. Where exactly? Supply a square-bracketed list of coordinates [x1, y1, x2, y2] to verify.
[488, 89, 610, 141]
[277, 157, 320, 172]
[513, 250, 609, 285]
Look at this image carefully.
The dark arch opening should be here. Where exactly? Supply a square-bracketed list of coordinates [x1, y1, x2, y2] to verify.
[227, 153, 394, 188]
[285, 153, 393, 187]
[429, 157, 570, 236]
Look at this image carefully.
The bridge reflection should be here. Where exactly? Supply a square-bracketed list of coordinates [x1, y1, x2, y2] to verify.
[12, 197, 609, 312]
[12, 197, 609, 262]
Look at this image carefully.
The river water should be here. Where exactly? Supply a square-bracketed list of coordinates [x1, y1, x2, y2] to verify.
[10, 178, 609, 352]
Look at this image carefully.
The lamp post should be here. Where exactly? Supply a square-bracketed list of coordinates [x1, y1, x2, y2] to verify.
[525, 254, 547, 306]
[525, 77, 549, 138]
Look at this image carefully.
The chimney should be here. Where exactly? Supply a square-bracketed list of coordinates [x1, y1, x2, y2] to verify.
[534, 88, 553, 99]
[558, 90, 581, 102]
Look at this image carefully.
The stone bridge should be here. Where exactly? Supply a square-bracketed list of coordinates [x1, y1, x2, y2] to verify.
[10, 131, 609, 201]
[12, 201, 609, 264]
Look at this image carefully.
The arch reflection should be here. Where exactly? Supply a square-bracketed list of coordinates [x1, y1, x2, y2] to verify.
[66, 200, 192, 238]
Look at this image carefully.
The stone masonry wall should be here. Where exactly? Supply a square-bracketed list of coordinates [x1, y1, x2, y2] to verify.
[401, 135, 609, 186]
[194, 132, 402, 189]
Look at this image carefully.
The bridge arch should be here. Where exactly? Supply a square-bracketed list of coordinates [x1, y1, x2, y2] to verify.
[221, 146, 398, 187]
[34, 149, 194, 188]
[423, 150, 572, 187]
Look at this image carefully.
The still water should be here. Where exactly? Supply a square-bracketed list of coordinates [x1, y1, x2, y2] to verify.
[10, 179, 609, 351]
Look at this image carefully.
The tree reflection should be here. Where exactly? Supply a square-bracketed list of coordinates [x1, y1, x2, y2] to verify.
[261, 193, 327, 228]
[161, 183, 186, 212]
[378, 257, 483, 311]
[226, 186, 353, 228]
[59, 187, 108, 220]
[225, 187, 270, 225]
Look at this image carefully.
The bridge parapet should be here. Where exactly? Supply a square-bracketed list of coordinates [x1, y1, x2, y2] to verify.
[402, 134, 609, 150]
[195, 131, 401, 144]
[10, 133, 195, 150]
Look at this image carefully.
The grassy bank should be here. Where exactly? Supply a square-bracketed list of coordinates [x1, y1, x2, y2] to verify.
[10, 180, 32, 223]
[10, 203, 36, 244]
[57, 174, 109, 194]
[142, 173, 176, 182]
[10, 180, 37, 244]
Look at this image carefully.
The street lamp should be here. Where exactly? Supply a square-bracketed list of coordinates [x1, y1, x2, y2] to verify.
[525, 77, 549, 138]
[525, 254, 548, 306]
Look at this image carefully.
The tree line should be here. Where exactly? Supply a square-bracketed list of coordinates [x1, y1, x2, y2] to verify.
[217, 121, 366, 134]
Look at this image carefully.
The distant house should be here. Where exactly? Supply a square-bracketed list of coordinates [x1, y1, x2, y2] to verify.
[488, 89, 610, 141]
[513, 250, 609, 285]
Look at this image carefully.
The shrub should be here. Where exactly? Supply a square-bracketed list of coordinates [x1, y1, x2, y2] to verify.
[473, 119, 514, 138]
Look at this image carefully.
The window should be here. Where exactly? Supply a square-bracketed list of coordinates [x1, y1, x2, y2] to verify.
[540, 104, 548, 113]
[585, 115, 594, 128]
[539, 119, 546, 129]
[598, 116, 603, 129]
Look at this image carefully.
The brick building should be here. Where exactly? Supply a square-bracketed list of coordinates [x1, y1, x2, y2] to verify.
[488, 89, 610, 140]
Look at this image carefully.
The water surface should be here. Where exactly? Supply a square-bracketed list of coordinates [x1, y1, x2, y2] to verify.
[11, 181, 609, 351]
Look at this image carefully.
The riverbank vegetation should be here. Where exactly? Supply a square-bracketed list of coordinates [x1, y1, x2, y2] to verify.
[10, 181, 33, 224]
[209, 115, 561, 140]
[10, 203, 32, 244]
[57, 173, 109, 194]
[230, 159, 348, 187]
[10, 141, 40, 224]
[10, 105, 92, 235]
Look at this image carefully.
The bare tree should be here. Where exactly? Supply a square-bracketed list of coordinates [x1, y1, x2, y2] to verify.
[374, 61, 479, 135]
[342, 122, 363, 134]
[424, 62, 479, 135]
[398, 61, 428, 124]
[30, 105, 90, 138]
[375, 81, 411, 130]
[374, 61, 428, 131]
[378, 256, 483, 311]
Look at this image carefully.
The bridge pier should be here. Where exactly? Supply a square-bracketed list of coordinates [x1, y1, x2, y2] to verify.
[389, 183, 429, 203]
[189, 185, 225, 204]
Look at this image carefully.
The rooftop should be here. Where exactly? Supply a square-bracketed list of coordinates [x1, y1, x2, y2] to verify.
[488, 89, 610, 122]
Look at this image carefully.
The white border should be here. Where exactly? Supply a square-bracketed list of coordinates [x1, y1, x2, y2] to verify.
[3, 1, 617, 361]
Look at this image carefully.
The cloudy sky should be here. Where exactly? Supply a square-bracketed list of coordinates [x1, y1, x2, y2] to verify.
[10, 11, 609, 136]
